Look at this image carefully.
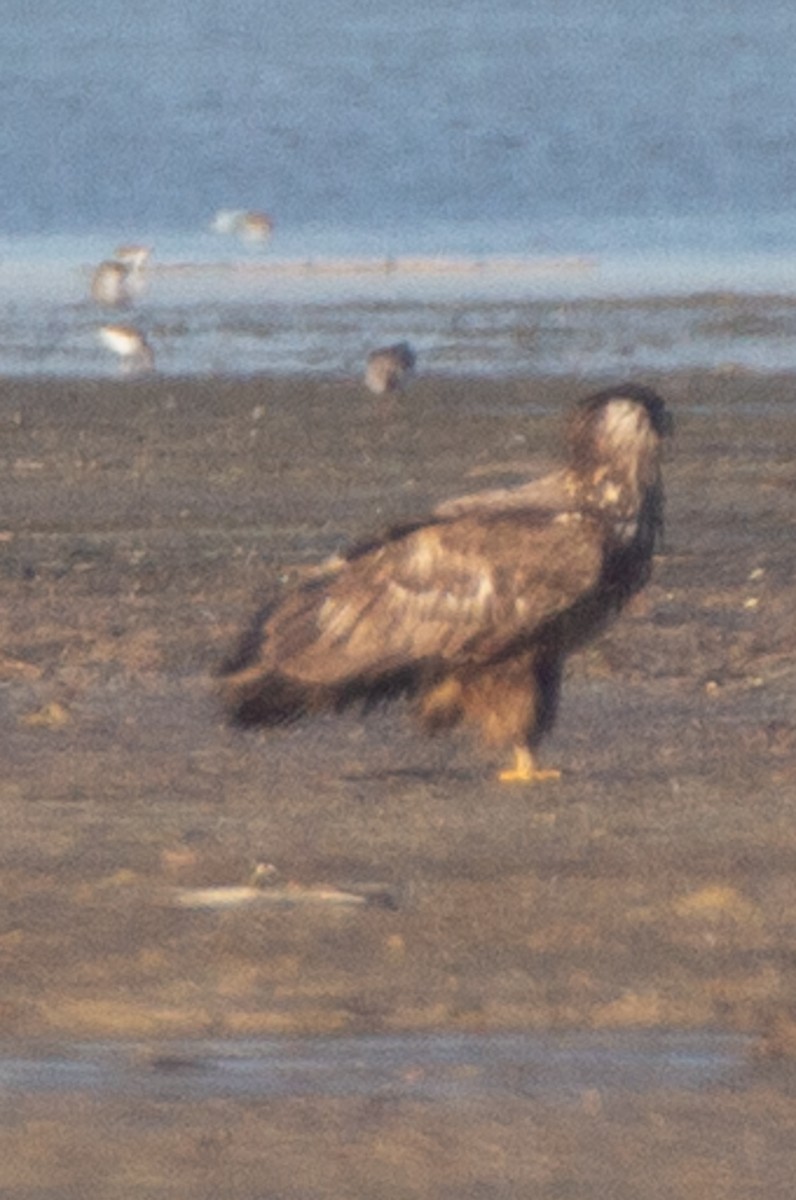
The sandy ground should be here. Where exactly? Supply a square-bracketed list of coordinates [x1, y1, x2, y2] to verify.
[0, 370, 795, 1196]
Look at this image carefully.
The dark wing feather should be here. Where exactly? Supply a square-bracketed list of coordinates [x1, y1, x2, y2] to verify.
[257, 511, 604, 686]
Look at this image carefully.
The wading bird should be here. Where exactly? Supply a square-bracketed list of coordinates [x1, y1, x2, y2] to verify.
[364, 342, 416, 394]
[98, 323, 155, 374]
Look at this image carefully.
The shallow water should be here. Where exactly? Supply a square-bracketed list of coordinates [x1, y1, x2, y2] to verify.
[0, 1031, 757, 1103]
[7, 257, 796, 378]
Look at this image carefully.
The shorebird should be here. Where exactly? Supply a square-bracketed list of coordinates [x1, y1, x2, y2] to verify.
[211, 209, 274, 243]
[90, 245, 152, 307]
[98, 324, 155, 374]
[364, 342, 417, 394]
[237, 211, 274, 242]
[91, 260, 131, 308]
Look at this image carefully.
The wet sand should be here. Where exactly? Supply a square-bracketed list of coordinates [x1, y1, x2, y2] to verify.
[1, 371, 795, 1196]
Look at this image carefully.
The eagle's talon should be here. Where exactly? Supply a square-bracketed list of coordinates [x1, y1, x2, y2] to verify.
[498, 748, 561, 784]
[499, 768, 562, 784]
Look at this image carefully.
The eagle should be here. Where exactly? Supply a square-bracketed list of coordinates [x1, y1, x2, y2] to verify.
[219, 384, 671, 782]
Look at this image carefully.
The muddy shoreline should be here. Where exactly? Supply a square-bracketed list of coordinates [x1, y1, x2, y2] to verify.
[1, 370, 795, 1195]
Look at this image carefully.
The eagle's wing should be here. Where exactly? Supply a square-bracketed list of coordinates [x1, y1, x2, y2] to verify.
[261, 510, 603, 685]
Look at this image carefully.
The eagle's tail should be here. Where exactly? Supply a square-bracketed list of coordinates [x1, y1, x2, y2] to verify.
[218, 662, 312, 727]
[219, 658, 424, 728]
[218, 586, 422, 728]
[217, 597, 314, 726]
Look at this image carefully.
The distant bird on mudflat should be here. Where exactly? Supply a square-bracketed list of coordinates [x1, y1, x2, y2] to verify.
[91, 260, 131, 308]
[90, 245, 152, 307]
[211, 209, 274, 243]
[219, 383, 671, 782]
[364, 342, 416, 394]
[98, 323, 155, 374]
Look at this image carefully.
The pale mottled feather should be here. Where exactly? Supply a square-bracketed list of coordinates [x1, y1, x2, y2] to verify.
[231, 514, 602, 686]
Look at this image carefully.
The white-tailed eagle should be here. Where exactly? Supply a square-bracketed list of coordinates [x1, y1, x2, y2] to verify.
[219, 384, 671, 782]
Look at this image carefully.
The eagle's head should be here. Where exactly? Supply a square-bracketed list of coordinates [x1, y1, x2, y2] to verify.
[567, 384, 672, 545]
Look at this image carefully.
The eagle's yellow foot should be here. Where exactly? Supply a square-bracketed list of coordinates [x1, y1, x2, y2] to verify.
[498, 746, 561, 784]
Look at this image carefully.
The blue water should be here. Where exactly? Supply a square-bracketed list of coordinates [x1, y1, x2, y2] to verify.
[4, 0, 796, 376]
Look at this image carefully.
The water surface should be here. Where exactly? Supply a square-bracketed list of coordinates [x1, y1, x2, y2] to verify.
[4, 3, 796, 377]
[0, 1031, 756, 1103]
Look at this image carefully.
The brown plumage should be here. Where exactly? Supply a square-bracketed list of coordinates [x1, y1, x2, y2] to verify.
[219, 384, 671, 781]
[364, 342, 416, 394]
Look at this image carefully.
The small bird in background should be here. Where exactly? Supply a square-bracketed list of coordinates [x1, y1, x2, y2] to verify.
[98, 323, 155, 374]
[236, 211, 274, 242]
[364, 342, 417, 394]
[91, 260, 131, 308]
[90, 244, 152, 307]
[211, 209, 274, 243]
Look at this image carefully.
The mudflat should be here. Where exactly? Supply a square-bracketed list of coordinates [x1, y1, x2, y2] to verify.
[1, 372, 794, 1197]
